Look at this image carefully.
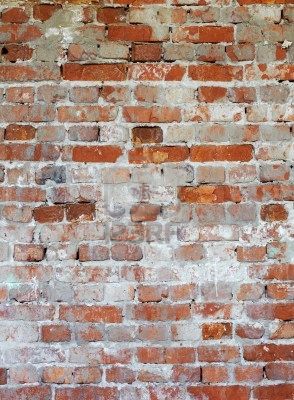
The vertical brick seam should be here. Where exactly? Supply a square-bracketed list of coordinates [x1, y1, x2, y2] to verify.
[0, 0, 293, 399]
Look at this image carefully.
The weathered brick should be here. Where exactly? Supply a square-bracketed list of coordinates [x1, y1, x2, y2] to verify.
[132, 126, 163, 145]
[173, 26, 234, 43]
[0, 65, 59, 81]
[33, 4, 61, 21]
[202, 322, 232, 340]
[33, 205, 64, 223]
[188, 65, 243, 81]
[62, 63, 128, 81]
[58, 106, 117, 122]
[202, 366, 229, 383]
[1, 7, 29, 23]
[190, 145, 253, 162]
[72, 146, 122, 162]
[179, 185, 242, 203]
[130, 203, 160, 222]
[5, 87, 34, 103]
[261, 204, 288, 221]
[35, 165, 66, 185]
[0, 0, 292, 395]
[97, 7, 127, 23]
[65, 203, 95, 222]
[60, 305, 122, 323]
[41, 324, 71, 342]
[78, 243, 110, 261]
[111, 243, 143, 261]
[14, 244, 45, 262]
[129, 146, 189, 164]
[132, 43, 162, 62]
[5, 124, 36, 140]
[188, 386, 250, 400]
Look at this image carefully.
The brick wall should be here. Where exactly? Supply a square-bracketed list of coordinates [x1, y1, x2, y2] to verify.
[0, 0, 293, 399]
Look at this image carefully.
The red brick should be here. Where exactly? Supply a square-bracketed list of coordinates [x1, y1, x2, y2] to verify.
[202, 322, 232, 340]
[171, 366, 201, 382]
[133, 304, 191, 321]
[238, 0, 288, 3]
[138, 285, 168, 302]
[5, 124, 36, 140]
[123, 106, 181, 122]
[41, 324, 71, 342]
[237, 283, 264, 300]
[265, 363, 294, 381]
[174, 244, 204, 261]
[264, 264, 294, 281]
[132, 126, 163, 145]
[128, 64, 185, 81]
[226, 44, 255, 61]
[202, 366, 229, 383]
[237, 246, 266, 262]
[190, 145, 253, 162]
[55, 387, 118, 400]
[0, 24, 42, 43]
[261, 204, 288, 221]
[198, 86, 227, 102]
[97, 7, 127, 23]
[73, 367, 102, 384]
[0, 387, 51, 400]
[75, 325, 104, 342]
[106, 366, 136, 383]
[108, 24, 153, 41]
[33, 4, 62, 21]
[1, 44, 33, 62]
[65, 203, 95, 222]
[14, 244, 45, 262]
[188, 386, 250, 400]
[33, 205, 64, 223]
[0, 65, 60, 81]
[62, 63, 128, 81]
[189, 65, 243, 81]
[235, 366, 263, 383]
[0, 143, 59, 161]
[0, 369, 7, 385]
[129, 146, 189, 163]
[132, 43, 162, 62]
[137, 347, 165, 363]
[58, 106, 116, 122]
[244, 344, 294, 361]
[0, 187, 45, 202]
[6, 87, 34, 103]
[1, 7, 29, 23]
[130, 203, 161, 222]
[60, 305, 122, 323]
[173, 26, 234, 43]
[267, 283, 292, 300]
[229, 87, 256, 103]
[78, 244, 110, 261]
[252, 385, 294, 400]
[165, 347, 196, 363]
[72, 146, 122, 162]
[246, 303, 294, 321]
[111, 243, 143, 261]
[198, 345, 240, 362]
[178, 185, 242, 203]
[42, 367, 72, 384]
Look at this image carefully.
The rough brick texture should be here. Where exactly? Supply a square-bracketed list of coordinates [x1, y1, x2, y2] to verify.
[0, 0, 293, 398]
